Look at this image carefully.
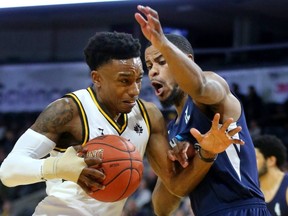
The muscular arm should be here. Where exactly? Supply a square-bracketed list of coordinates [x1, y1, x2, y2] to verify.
[135, 5, 241, 120]
[144, 101, 243, 216]
[157, 46, 229, 105]
[136, 6, 227, 104]
[143, 102, 213, 215]
[144, 102, 213, 197]
[0, 98, 75, 185]
[0, 98, 104, 192]
[31, 97, 80, 143]
[152, 178, 182, 216]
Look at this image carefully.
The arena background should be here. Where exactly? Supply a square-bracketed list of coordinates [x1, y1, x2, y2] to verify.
[0, 1, 288, 215]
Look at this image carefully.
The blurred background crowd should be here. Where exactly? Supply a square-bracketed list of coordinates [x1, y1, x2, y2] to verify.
[0, 90, 287, 216]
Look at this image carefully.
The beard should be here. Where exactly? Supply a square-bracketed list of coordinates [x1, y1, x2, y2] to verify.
[160, 84, 185, 109]
[258, 162, 268, 177]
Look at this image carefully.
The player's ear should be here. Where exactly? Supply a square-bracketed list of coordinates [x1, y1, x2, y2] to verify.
[91, 70, 101, 87]
[267, 155, 276, 167]
[187, 54, 194, 61]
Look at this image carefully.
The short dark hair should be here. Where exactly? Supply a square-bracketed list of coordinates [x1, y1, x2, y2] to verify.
[146, 34, 193, 55]
[253, 134, 287, 169]
[84, 31, 141, 70]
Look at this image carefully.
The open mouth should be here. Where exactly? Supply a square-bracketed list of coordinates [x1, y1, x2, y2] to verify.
[151, 81, 164, 96]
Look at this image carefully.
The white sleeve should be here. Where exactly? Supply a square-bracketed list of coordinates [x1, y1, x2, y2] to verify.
[0, 129, 56, 187]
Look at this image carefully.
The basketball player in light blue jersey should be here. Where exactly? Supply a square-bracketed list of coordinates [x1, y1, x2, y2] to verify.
[135, 5, 271, 216]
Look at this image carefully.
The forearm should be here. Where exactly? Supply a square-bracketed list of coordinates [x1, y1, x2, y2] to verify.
[0, 129, 55, 186]
[0, 153, 45, 186]
[159, 42, 204, 94]
[0, 129, 86, 187]
[147, 140, 214, 197]
[162, 153, 215, 197]
[151, 159, 212, 198]
[159, 42, 226, 104]
[152, 178, 181, 216]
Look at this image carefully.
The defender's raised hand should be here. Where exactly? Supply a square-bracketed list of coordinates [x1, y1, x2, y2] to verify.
[135, 5, 167, 51]
[191, 113, 245, 157]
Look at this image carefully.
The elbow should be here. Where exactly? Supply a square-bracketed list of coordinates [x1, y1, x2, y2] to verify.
[0, 176, 16, 187]
[151, 183, 182, 216]
[167, 174, 198, 197]
[0, 162, 19, 187]
[163, 176, 187, 198]
[151, 196, 162, 216]
[168, 185, 187, 198]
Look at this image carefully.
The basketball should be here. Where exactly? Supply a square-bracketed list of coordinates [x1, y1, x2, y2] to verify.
[83, 135, 143, 202]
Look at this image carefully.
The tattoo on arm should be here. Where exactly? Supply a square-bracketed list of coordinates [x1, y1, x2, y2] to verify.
[34, 99, 74, 133]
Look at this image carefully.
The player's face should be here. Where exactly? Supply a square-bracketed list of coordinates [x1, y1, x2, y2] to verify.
[255, 148, 268, 177]
[92, 57, 143, 115]
[145, 45, 184, 107]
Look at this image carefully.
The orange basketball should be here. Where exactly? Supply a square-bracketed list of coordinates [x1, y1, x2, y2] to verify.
[83, 135, 143, 202]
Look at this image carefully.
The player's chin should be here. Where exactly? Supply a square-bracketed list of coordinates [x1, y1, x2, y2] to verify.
[118, 107, 133, 114]
[121, 102, 136, 112]
[158, 92, 171, 103]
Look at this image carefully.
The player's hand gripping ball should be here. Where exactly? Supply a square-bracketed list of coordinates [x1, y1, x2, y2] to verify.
[83, 135, 143, 202]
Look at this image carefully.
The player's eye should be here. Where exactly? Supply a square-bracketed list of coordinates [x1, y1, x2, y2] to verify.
[120, 79, 129, 84]
[136, 77, 143, 83]
[159, 60, 166, 65]
[146, 64, 152, 71]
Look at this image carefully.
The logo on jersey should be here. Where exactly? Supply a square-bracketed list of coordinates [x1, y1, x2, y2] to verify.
[184, 106, 190, 124]
[169, 137, 178, 148]
[134, 123, 143, 135]
[98, 128, 104, 135]
[274, 202, 281, 216]
[169, 135, 184, 148]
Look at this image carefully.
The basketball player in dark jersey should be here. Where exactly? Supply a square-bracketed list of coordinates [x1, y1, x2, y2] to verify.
[254, 135, 288, 216]
[135, 5, 271, 216]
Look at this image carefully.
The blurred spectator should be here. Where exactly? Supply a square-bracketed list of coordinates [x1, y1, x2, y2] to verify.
[231, 83, 246, 106]
[122, 199, 138, 216]
[268, 103, 287, 126]
[133, 179, 152, 210]
[262, 103, 288, 148]
[254, 135, 288, 216]
[0, 199, 11, 216]
[173, 197, 194, 216]
[245, 85, 263, 123]
[1, 129, 17, 156]
[123, 178, 153, 216]
[249, 119, 262, 139]
[0, 113, 46, 215]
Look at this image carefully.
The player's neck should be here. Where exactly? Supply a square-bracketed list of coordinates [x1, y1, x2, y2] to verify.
[259, 168, 284, 189]
[175, 94, 188, 119]
[259, 169, 284, 202]
[113, 113, 121, 122]
[93, 88, 121, 122]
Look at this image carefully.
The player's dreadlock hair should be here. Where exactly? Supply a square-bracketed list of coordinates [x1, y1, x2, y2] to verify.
[84, 31, 141, 71]
[146, 34, 193, 55]
[253, 134, 287, 169]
